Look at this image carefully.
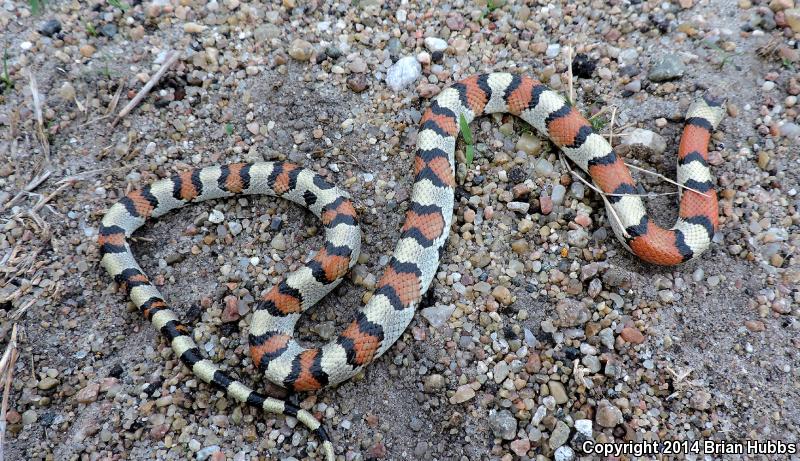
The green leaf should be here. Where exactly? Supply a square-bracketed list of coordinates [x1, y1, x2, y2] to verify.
[108, 0, 130, 12]
[29, 0, 45, 15]
[458, 114, 474, 167]
[1, 50, 12, 92]
[225, 123, 234, 136]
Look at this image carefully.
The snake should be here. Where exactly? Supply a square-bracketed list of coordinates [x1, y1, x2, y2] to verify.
[98, 73, 724, 460]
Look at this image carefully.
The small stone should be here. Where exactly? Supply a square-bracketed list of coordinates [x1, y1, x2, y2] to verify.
[534, 158, 553, 176]
[770, 0, 795, 12]
[551, 184, 566, 205]
[618, 48, 639, 66]
[690, 390, 712, 410]
[76, 383, 100, 403]
[493, 361, 510, 383]
[38, 377, 59, 390]
[38, 19, 61, 37]
[549, 421, 570, 449]
[446, 13, 466, 30]
[246, 122, 259, 135]
[574, 419, 593, 439]
[786, 9, 800, 32]
[367, 442, 386, 459]
[196, 446, 221, 461]
[549, 381, 568, 404]
[79, 44, 96, 58]
[554, 446, 575, 461]
[488, 409, 517, 440]
[183, 22, 206, 34]
[21, 409, 38, 425]
[417, 83, 440, 98]
[424, 37, 448, 53]
[516, 132, 542, 155]
[492, 286, 513, 305]
[596, 400, 623, 427]
[679, 0, 694, 8]
[622, 129, 667, 154]
[507, 202, 530, 214]
[546, 43, 561, 57]
[59, 82, 76, 101]
[348, 57, 367, 73]
[648, 54, 685, 82]
[745, 320, 765, 332]
[779, 122, 800, 140]
[540, 196, 553, 215]
[450, 384, 476, 404]
[222, 295, 240, 322]
[208, 210, 224, 223]
[658, 290, 675, 303]
[271, 234, 286, 251]
[386, 56, 422, 91]
[100, 23, 118, 38]
[621, 326, 645, 344]
[758, 151, 770, 170]
[347, 74, 369, 93]
[510, 438, 530, 457]
[288, 39, 314, 61]
[423, 374, 445, 393]
[421, 304, 455, 328]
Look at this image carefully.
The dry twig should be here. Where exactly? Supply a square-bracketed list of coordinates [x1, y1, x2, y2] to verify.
[112, 51, 180, 127]
[625, 162, 711, 198]
[0, 324, 19, 461]
[2, 170, 51, 210]
[565, 46, 575, 106]
[27, 70, 50, 162]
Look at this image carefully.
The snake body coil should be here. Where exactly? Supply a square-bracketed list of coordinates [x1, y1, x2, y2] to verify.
[99, 73, 724, 460]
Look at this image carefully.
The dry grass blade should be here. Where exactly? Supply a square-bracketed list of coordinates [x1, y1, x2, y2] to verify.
[112, 51, 180, 127]
[31, 179, 77, 212]
[2, 170, 51, 210]
[10, 298, 35, 321]
[558, 154, 631, 238]
[106, 77, 125, 116]
[608, 106, 617, 146]
[27, 70, 50, 162]
[0, 324, 19, 461]
[624, 162, 711, 198]
[565, 46, 575, 106]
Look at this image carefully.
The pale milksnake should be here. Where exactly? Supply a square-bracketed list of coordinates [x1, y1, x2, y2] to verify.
[99, 73, 725, 460]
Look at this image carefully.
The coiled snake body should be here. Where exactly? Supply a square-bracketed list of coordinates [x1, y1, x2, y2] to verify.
[99, 73, 724, 459]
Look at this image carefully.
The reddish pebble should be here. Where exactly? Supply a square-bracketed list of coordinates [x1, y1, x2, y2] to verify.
[76, 382, 100, 404]
[210, 451, 226, 461]
[150, 423, 170, 440]
[575, 214, 592, 227]
[512, 183, 531, 198]
[99, 377, 118, 392]
[484, 206, 494, 220]
[745, 320, 765, 332]
[368, 442, 386, 458]
[222, 295, 240, 322]
[510, 438, 531, 456]
[540, 195, 553, 215]
[364, 413, 379, 428]
[5, 410, 20, 424]
[417, 83, 441, 98]
[621, 327, 645, 344]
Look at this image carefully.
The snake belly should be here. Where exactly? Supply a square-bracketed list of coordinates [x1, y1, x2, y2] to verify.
[99, 73, 724, 460]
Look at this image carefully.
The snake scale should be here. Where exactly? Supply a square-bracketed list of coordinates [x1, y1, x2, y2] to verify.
[99, 73, 724, 459]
